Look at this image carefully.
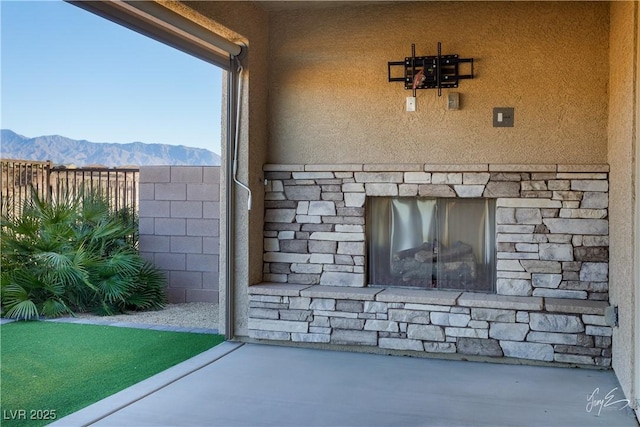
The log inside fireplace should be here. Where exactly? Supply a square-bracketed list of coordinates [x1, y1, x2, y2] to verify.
[389, 240, 483, 289]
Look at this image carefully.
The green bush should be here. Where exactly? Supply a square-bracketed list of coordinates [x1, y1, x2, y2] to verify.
[1, 189, 166, 319]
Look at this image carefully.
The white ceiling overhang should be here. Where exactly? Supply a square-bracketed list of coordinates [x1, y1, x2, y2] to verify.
[67, 0, 242, 70]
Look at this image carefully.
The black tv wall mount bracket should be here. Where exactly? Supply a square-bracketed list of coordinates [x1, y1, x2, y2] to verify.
[388, 42, 474, 97]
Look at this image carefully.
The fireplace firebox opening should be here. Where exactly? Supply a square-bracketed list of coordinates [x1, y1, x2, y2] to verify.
[367, 197, 496, 292]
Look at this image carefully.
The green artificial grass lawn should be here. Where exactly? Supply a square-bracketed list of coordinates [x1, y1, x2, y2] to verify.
[0, 322, 224, 427]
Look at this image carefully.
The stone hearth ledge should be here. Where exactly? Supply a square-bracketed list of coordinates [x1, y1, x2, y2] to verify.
[300, 286, 380, 300]
[248, 283, 312, 296]
[248, 284, 607, 316]
[263, 163, 610, 173]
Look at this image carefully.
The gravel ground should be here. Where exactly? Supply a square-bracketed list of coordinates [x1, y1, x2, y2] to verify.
[76, 302, 219, 329]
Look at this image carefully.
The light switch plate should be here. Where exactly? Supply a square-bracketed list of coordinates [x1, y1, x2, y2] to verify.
[448, 93, 460, 110]
[493, 107, 514, 127]
[406, 96, 416, 112]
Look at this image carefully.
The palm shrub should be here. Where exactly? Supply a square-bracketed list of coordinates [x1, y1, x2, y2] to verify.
[1, 189, 166, 319]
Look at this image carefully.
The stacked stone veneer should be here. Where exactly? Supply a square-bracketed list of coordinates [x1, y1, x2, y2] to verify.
[139, 166, 220, 303]
[252, 164, 612, 366]
[249, 285, 612, 366]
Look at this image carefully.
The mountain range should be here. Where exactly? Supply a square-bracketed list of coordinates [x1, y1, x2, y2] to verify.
[0, 129, 221, 167]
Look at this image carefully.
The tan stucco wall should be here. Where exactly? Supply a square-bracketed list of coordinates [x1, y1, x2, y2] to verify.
[637, 5, 640, 415]
[267, 1, 609, 165]
[171, 1, 270, 336]
[608, 0, 638, 408]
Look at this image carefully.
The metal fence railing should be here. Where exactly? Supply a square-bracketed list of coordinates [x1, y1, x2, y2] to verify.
[50, 167, 139, 213]
[1, 159, 52, 219]
[1, 159, 139, 219]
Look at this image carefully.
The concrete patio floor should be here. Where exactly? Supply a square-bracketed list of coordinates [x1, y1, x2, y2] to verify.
[52, 342, 637, 427]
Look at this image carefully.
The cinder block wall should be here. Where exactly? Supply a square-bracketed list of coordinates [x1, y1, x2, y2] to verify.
[138, 166, 220, 303]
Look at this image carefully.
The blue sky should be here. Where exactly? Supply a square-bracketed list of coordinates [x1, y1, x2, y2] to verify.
[1, 0, 223, 153]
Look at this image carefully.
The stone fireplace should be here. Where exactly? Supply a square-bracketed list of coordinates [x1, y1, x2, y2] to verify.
[249, 163, 612, 366]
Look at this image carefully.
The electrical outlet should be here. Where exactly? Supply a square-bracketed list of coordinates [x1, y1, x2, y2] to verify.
[406, 96, 416, 112]
[605, 305, 618, 327]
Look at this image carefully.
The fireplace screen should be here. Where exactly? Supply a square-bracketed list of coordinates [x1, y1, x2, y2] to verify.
[367, 197, 496, 292]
